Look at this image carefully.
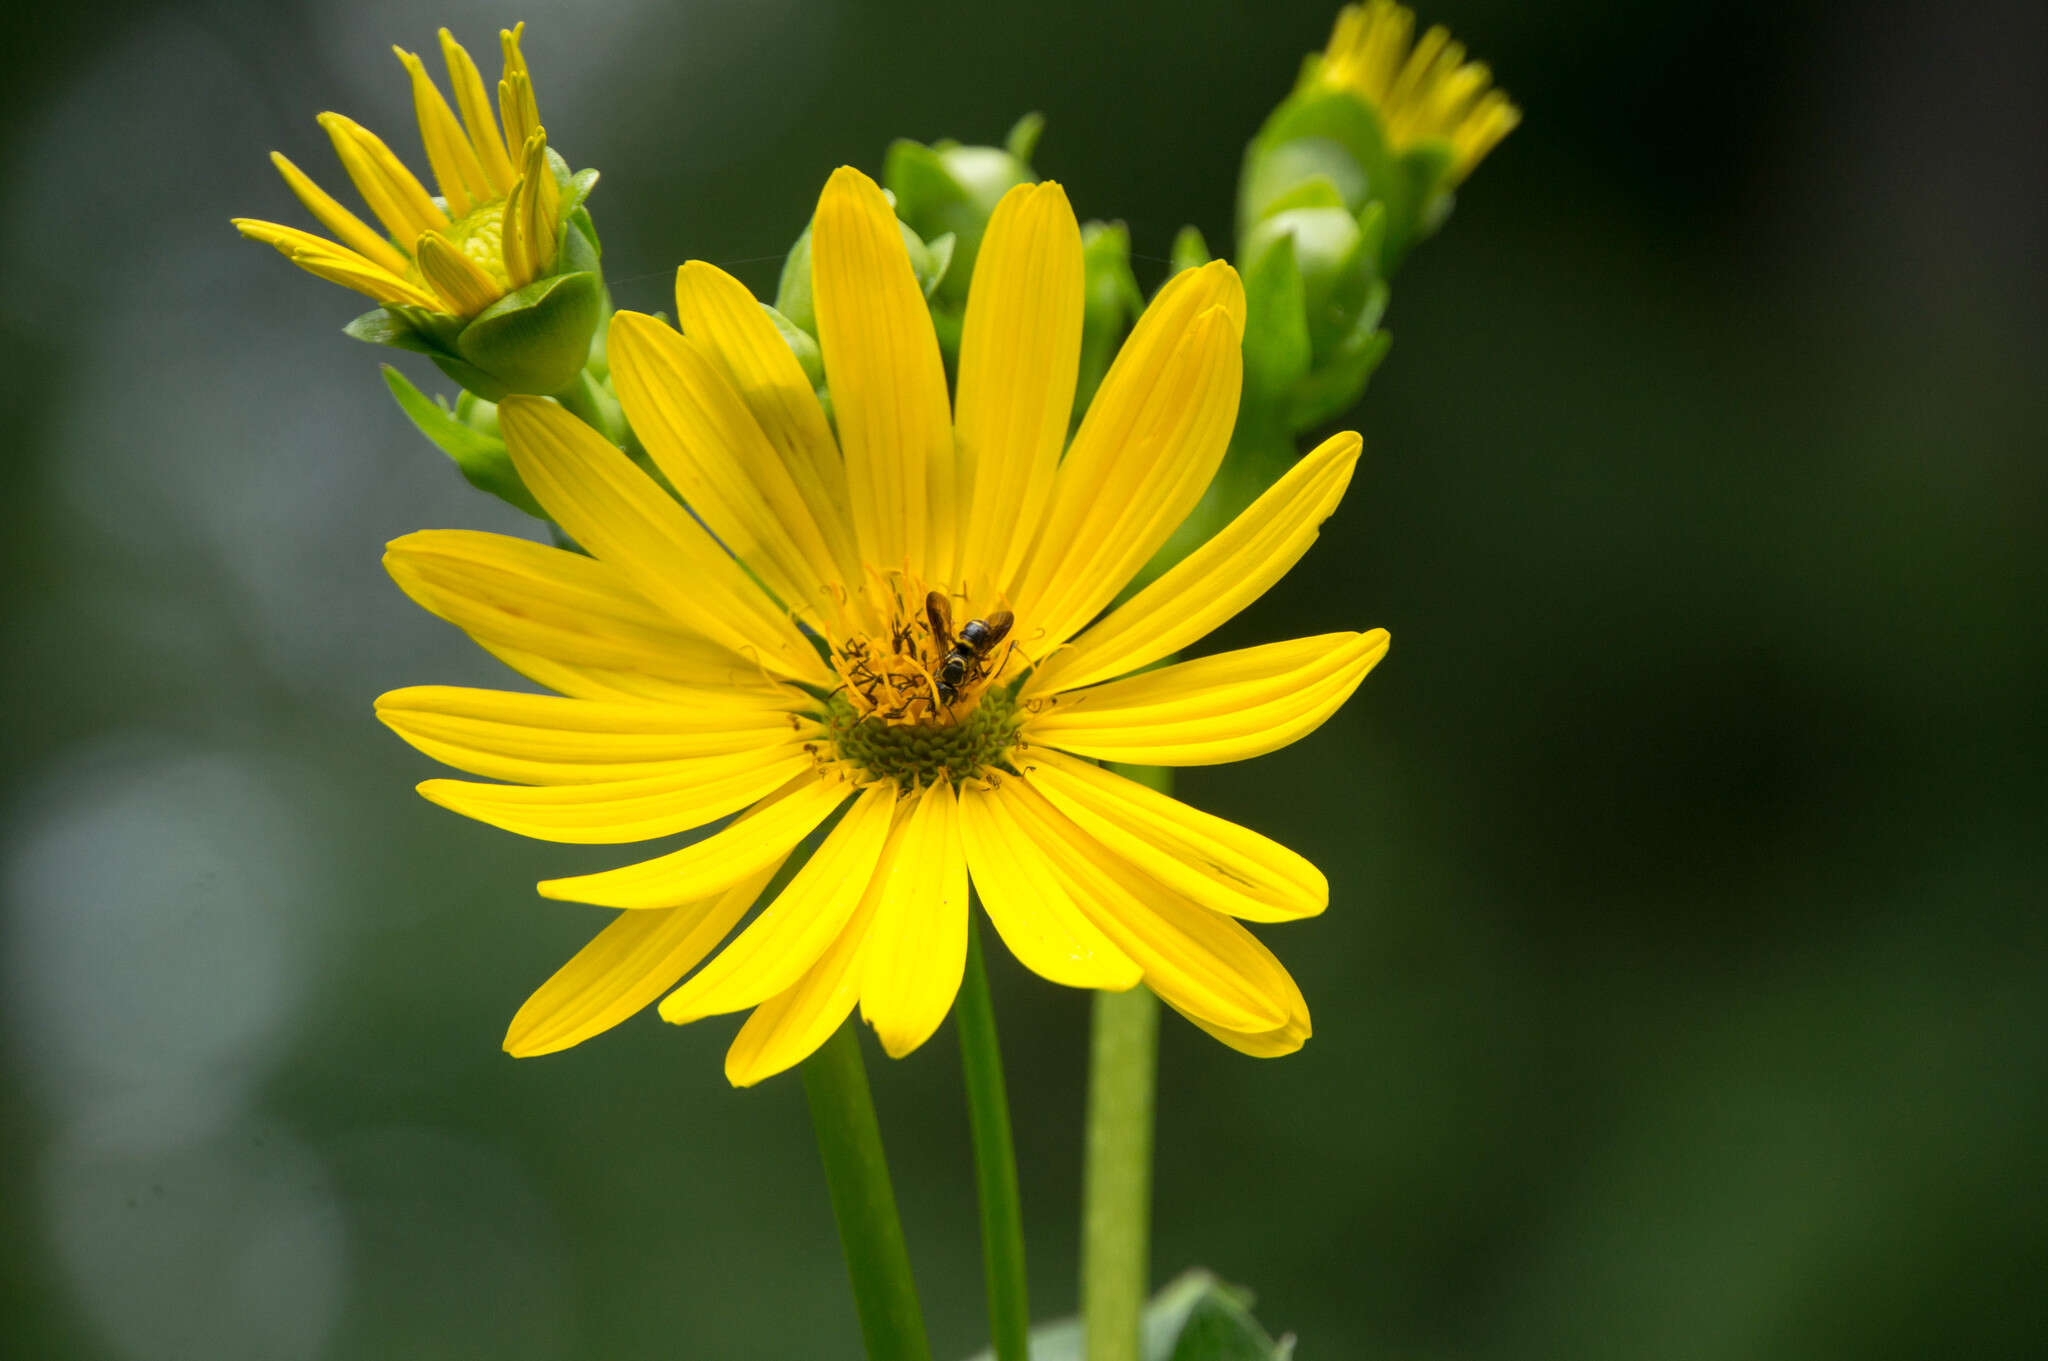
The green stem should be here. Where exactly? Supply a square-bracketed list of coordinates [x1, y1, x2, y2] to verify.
[957, 914, 1031, 1361]
[801, 1019, 933, 1361]
[1081, 984, 1160, 1361]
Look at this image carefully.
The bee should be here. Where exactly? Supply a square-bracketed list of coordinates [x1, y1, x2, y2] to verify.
[925, 591, 1014, 707]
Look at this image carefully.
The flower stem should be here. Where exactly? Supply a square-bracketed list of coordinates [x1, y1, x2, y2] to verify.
[801, 1019, 933, 1361]
[957, 913, 1031, 1361]
[1081, 983, 1160, 1361]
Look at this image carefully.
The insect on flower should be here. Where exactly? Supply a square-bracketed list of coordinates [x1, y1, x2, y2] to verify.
[926, 592, 1015, 708]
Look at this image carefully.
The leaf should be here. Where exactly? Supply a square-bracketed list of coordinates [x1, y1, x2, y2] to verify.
[380, 365, 545, 519]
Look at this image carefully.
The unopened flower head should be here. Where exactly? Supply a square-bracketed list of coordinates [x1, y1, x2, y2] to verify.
[234, 24, 570, 323]
[378, 166, 1387, 1086]
[1318, 0, 1519, 183]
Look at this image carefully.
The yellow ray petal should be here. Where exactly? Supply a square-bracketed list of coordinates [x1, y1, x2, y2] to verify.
[721, 838, 894, 1087]
[383, 529, 778, 691]
[416, 746, 817, 843]
[957, 781, 1142, 990]
[809, 166, 953, 580]
[542, 771, 854, 909]
[317, 111, 447, 244]
[415, 230, 502, 315]
[858, 780, 969, 1058]
[660, 782, 897, 1021]
[505, 861, 781, 1057]
[501, 130, 559, 288]
[495, 397, 831, 687]
[439, 27, 514, 192]
[475, 640, 775, 708]
[997, 780, 1293, 1032]
[608, 311, 848, 623]
[1011, 264, 1246, 649]
[498, 25, 540, 156]
[1032, 430, 1361, 695]
[376, 685, 813, 785]
[1027, 630, 1389, 765]
[1167, 949, 1311, 1058]
[1019, 749, 1325, 922]
[266, 152, 413, 277]
[394, 47, 488, 215]
[671, 262, 860, 582]
[953, 182, 1085, 600]
[232, 219, 443, 310]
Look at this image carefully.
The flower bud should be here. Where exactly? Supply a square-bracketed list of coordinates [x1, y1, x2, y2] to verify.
[1241, 1, 1517, 270]
[883, 114, 1042, 310]
[234, 25, 607, 398]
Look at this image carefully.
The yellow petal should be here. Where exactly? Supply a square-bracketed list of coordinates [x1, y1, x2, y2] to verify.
[1032, 430, 1361, 695]
[497, 24, 540, 156]
[376, 685, 812, 785]
[496, 397, 831, 687]
[415, 230, 502, 316]
[316, 111, 447, 244]
[383, 529, 779, 692]
[504, 863, 779, 1057]
[660, 782, 897, 1021]
[394, 47, 488, 215]
[542, 771, 853, 909]
[720, 829, 896, 1086]
[859, 781, 969, 1058]
[997, 780, 1293, 1032]
[1011, 263, 1246, 649]
[474, 640, 771, 708]
[609, 311, 848, 622]
[957, 781, 1142, 990]
[501, 130, 558, 287]
[809, 166, 953, 580]
[1027, 630, 1389, 765]
[671, 261, 859, 583]
[438, 27, 514, 192]
[416, 746, 817, 844]
[266, 152, 412, 277]
[1019, 749, 1325, 922]
[953, 182, 1084, 600]
[231, 219, 443, 310]
[1167, 946, 1311, 1058]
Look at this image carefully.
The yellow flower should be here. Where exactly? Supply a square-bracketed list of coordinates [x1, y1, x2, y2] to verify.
[377, 167, 1388, 1085]
[233, 25, 565, 321]
[1318, 0, 1519, 183]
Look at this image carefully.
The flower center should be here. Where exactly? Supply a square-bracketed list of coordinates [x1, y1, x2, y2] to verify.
[412, 198, 513, 290]
[821, 585, 1025, 789]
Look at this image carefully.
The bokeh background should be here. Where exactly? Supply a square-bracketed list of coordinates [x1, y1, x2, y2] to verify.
[5, 0, 2044, 1356]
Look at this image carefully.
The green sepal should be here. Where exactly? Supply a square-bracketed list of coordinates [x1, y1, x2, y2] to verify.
[1075, 220, 1143, 426]
[1240, 203, 1369, 359]
[452, 269, 605, 399]
[1287, 304, 1391, 429]
[343, 307, 436, 355]
[763, 303, 825, 390]
[920, 231, 957, 299]
[1004, 111, 1045, 164]
[1170, 225, 1212, 276]
[958, 1269, 1292, 1361]
[1237, 230, 1312, 418]
[380, 365, 545, 519]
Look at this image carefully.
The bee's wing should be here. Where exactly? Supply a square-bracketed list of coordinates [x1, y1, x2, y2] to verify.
[925, 590, 955, 649]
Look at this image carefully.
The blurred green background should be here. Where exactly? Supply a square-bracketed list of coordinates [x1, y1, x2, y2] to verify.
[5, 1, 2044, 1357]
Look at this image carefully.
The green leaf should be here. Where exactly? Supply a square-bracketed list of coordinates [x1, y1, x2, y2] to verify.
[957, 1270, 1292, 1361]
[920, 231, 957, 299]
[343, 307, 436, 354]
[1170, 225, 1212, 275]
[380, 365, 545, 518]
